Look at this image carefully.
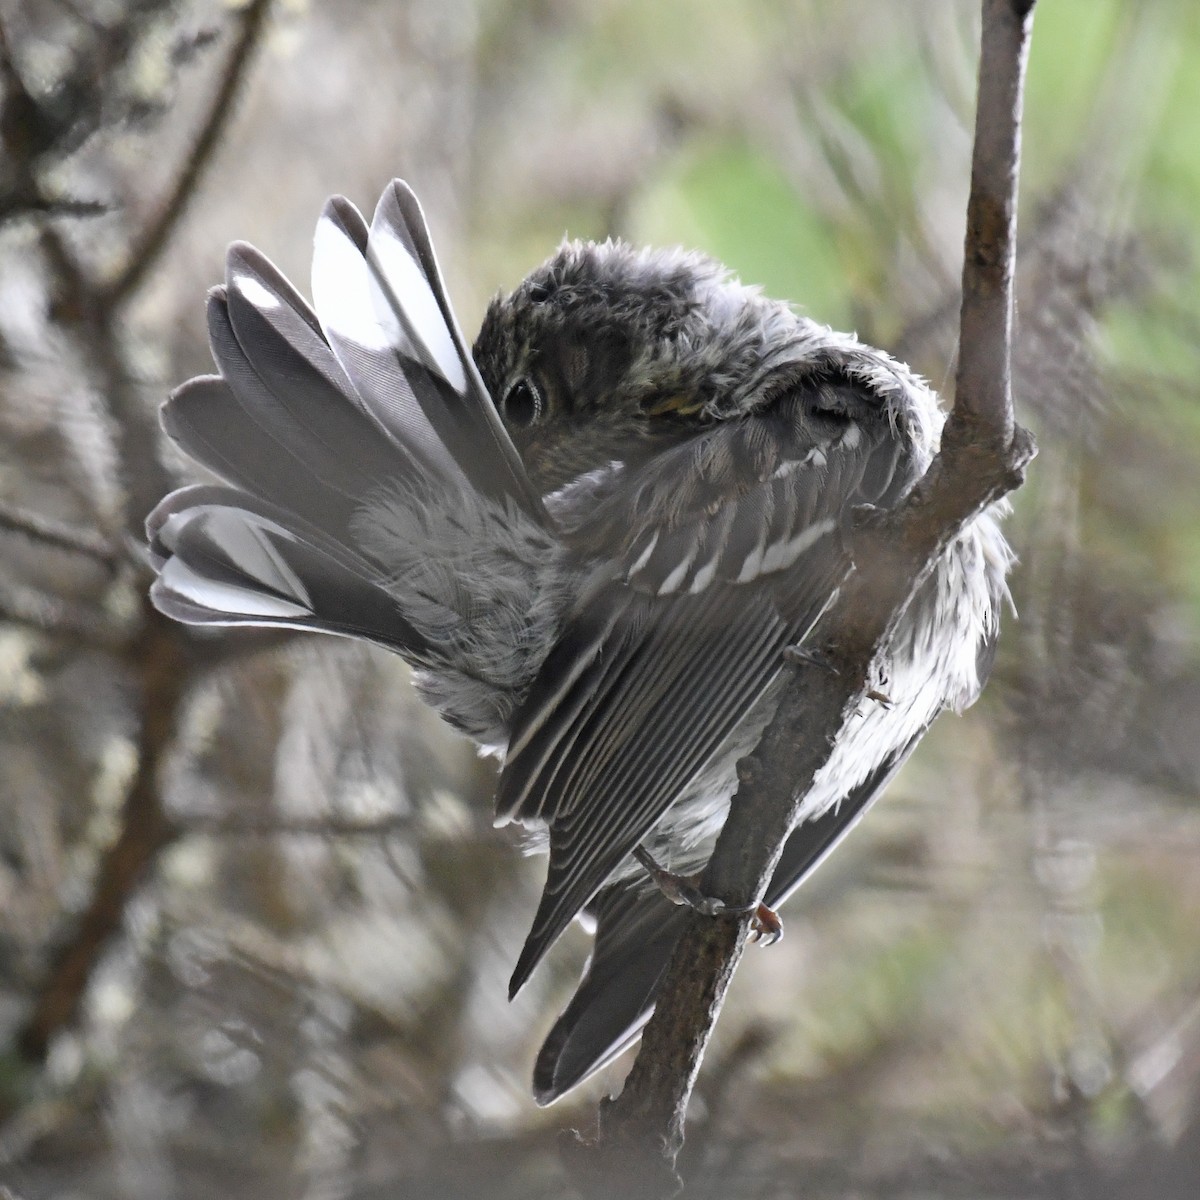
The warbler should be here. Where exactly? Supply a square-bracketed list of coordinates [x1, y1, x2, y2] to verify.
[148, 180, 1012, 1104]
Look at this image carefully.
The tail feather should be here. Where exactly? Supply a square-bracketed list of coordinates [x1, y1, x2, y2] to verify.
[209, 283, 414, 502]
[163, 370, 384, 547]
[368, 182, 541, 510]
[150, 178, 559, 742]
[148, 484, 379, 584]
[313, 182, 546, 521]
[220, 247, 422, 487]
[150, 496, 432, 659]
[312, 195, 467, 487]
[224, 242, 357, 399]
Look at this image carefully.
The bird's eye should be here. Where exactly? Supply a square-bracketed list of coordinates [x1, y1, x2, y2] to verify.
[502, 378, 544, 429]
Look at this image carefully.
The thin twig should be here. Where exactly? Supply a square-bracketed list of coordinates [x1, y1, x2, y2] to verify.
[0, 193, 109, 226]
[102, 0, 273, 306]
[0, 500, 116, 565]
[179, 813, 419, 838]
[587, 1, 1038, 1186]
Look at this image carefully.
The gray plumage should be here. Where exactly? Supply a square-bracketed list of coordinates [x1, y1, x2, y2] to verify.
[148, 180, 1012, 1105]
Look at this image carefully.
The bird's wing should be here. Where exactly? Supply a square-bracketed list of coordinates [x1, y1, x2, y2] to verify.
[499, 378, 922, 997]
[531, 732, 924, 1104]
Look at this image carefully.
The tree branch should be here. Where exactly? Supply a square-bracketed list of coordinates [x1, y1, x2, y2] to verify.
[0, 499, 117, 566]
[0, 191, 108, 227]
[101, 0, 273, 307]
[14, 603, 191, 1065]
[1, 7, 286, 1078]
[588, 0, 1038, 1186]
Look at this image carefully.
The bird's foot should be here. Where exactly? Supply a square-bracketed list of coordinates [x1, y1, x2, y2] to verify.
[748, 902, 783, 946]
[632, 845, 784, 945]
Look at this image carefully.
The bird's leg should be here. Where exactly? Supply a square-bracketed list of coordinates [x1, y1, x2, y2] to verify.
[632, 845, 783, 946]
[632, 844, 713, 911]
[783, 643, 839, 674]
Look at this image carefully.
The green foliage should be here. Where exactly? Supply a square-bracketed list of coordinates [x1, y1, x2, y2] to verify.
[633, 139, 852, 327]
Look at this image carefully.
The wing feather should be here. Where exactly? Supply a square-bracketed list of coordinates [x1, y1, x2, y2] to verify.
[504, 383, 924, 996]
[506, 557, 846, 996]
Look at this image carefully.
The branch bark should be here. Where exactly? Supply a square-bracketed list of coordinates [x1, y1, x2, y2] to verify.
[102, 0, 273, 307]
[588, 0, 1038, 1187]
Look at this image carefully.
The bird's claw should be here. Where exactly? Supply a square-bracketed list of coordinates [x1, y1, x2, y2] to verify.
[749, 902, 784, 946]
[633, 846, 784, 945]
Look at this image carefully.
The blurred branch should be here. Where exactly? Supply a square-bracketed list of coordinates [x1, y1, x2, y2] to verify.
[187, 625, 301, 672]
[179, 813, 420, 838]
[39, 226, 172, 535]
[102, 0, 274, 307]
[0, 500, 117, 566]
[1, 5, 285, 1081]
[586, 1, 1038, 1188]
[14, 603, 190, 1066]
[892, 189, 1065, 365]
[0, 192, 108, 227]
[0, 2, 178, 215]
[0, 578, 126, 648]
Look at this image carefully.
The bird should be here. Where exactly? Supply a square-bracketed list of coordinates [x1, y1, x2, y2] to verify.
[147, 179, 1012, 1105]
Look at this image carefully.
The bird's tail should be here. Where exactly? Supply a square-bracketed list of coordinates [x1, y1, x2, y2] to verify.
[149, 181, 558, 741]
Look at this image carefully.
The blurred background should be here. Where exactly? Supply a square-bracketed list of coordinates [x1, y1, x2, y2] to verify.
[0, 1, 1198, 1197]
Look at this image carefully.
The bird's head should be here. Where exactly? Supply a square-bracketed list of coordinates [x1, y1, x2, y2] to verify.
[473, 240, 804, 494]
[472, 239, 943, 496]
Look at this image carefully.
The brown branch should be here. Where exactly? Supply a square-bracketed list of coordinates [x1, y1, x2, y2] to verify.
[587, 0, 1038, 1187]
[101, 0, 273, 307]
[952, 0, 1034, 445]
[14, 603, 191, 1066]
